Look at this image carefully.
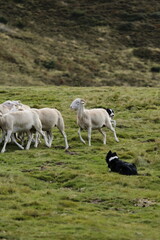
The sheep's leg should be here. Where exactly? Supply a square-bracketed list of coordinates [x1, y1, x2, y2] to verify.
[88, 127, 92, 146]
[106, 120, 119, 142]
[11, 134, 24, 150]
[0, 137, 3, 143]
[59, 129, 69, 149]
[98, 128, 106, 144]
[46, 130, 53, 148]
[41, 130, 50, 147]
[15, 132, 24, 145]
[109, 125, 119, 142]
[1, 130, 12, 153]
[62, 131, 69, 149]
[57, 118, 69, 149]
[78, 128, 86, 144]
[19, 132, 26, 146]
[112, 127, 119, 142]
[0, 130, 6, 143]
[26, 131, 33, 150]
[37, 130, 50, 147]
[34, 132, 40, 148]
[111, 119, 116, 128]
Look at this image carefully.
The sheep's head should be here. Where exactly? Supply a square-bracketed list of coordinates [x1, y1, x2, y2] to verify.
[2, 100, 21, 110]
[70, 98, 85, 110]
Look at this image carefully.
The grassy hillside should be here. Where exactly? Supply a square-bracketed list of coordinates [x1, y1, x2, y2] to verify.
[0, 0, 160, 87]
[0, 86, 159, 239]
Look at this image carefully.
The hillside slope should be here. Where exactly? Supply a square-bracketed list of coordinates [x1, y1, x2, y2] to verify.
[0, 0, 160, 87]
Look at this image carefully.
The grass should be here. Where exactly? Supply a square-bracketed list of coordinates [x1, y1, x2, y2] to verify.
[0, 85, 159, 240]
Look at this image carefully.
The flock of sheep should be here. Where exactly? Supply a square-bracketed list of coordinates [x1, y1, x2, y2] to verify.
[0, 98, 119, 153]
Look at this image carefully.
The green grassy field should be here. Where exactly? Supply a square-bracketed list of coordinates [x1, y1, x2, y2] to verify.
[0, 86, 159, 240]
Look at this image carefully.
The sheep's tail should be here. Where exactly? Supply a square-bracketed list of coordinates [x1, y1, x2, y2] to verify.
[56, 110, 69, 149]
[57, 111, 65, 131]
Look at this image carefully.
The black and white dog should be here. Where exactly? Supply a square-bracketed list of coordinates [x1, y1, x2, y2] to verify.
[106, 150, 138, 175]
[105, 108, 116, 128]
[105, 108, 114, 118]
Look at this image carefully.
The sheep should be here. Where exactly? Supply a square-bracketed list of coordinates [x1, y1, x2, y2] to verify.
[0, 104, 10, 114]
[0, 110, 50, 153]
[2, 100, 30, 111]
[0, 104, 15, 143]
[92, 107, 116, 128]
[32, 108, 69, 149]
[70, 98, 119, 146]
[0, 101, 31, 143]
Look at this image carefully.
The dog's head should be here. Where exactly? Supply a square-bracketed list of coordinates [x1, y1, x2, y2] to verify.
[106, 108, 115, 118]
[106, 150, 119, 164]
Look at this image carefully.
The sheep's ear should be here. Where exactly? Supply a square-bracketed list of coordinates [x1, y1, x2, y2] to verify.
[81, 99, 85, 104]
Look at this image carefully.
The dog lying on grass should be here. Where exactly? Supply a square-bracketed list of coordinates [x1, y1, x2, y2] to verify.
[106, 150, 138, 175]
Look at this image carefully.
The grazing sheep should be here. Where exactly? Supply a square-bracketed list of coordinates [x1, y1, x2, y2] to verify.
[32, 108, 69, 149]
[70, 98, 119, 146]
[0, 110, 50, 153]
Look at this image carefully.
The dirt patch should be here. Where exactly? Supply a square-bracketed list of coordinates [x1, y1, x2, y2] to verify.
[134, 198, 156, 207]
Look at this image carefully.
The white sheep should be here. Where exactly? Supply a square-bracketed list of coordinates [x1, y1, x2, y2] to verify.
[0, 104, 15, 143]
[70, 98, 119, 146]
[0, 104, 10, 114]
[0, 110, 50, 153]
[2, 100, 30, 111]
[32, 108, 69, 149]
[0, 101, 31, 143]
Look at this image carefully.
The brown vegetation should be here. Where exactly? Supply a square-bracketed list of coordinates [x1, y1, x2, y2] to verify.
[0, 0, 160, 87]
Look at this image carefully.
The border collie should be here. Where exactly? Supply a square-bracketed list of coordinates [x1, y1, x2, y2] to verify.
[106, 150, 138, 175]
[105, 108, 114, 118]
[105, 108, 116, 128]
